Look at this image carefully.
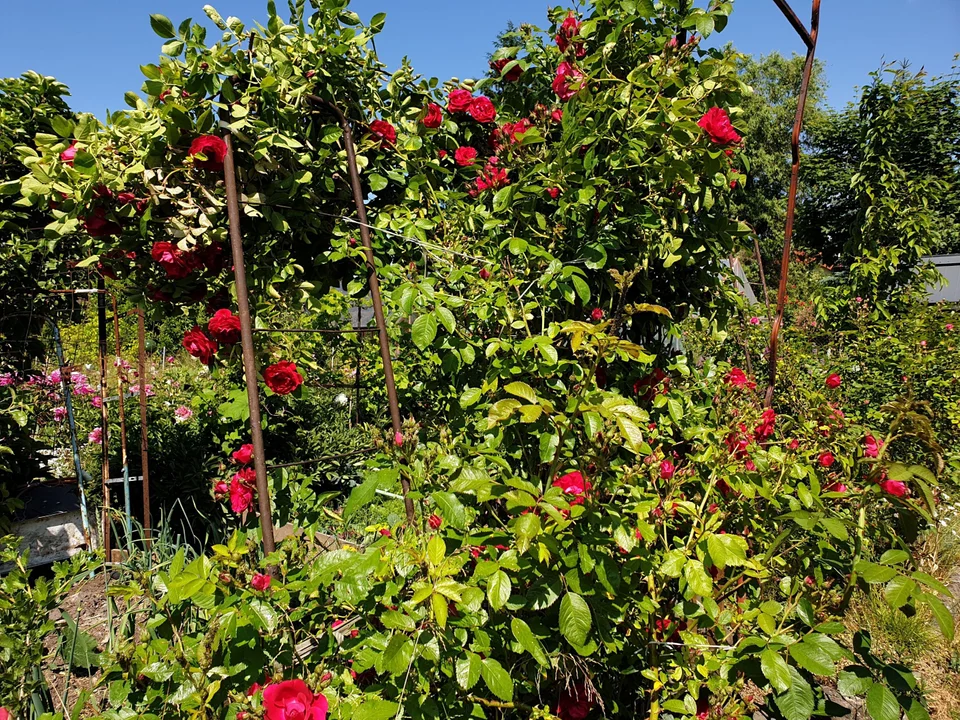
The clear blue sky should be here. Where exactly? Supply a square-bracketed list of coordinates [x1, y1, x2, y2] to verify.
[0, 1, 956, 117]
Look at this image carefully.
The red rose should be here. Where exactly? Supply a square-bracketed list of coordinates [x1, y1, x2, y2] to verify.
[189, 135, 228, 171]
[208, 308, 241, 345]
[825, 373, 842, 389]
[60, 141, 78, 165]
[547, 187, 561, 199]
[552, 470, 592, 506]
[394, 431, 404, 446]
[468, 96, 497, 124]
[725, 367, 756, 390]
[251, 572, 272, 591]
[697, 107, 742, 146]
[247, 683, 262, 697]
[754, 408, 776, 440]
[447, 88, 473, 113]
[552, 62, 585, 102]
[82, 207, 122, 238]
[369, 119, 396, 147]
[818, 452, 835, 468]
[826, 481, 847, 493]
[556, 682, 592, 720]
[551, 108, 564, 123]
[422, 103, 443, 129]
[634, 368, 670, 402]
[437, 149, 448, 159]
[229, 474, 255, 514]
[490, 58, 522, 82]
[745, 458, 757, 472]
[151, 241, 192, 279]
[428, 514, 442, 530]
[233, 443, 254, 465]
[263, 680, 328, 720]
[479, 268, 491, 280]
[556, 12, 586, 58]
[473, 158, 510, 195]
[263, 360, 304, 395]
[379, 528, 391, 537]
[880, 479, 907, 497]
[864, 434, 880, 458]
[0, 709, 10, 720]
[590, 308, 604, 321]
[454, 147, 478, 166]
[181, 326, 218, 364]
[659, 459, 675, 480]
[788, 438, 800, 450]
[116, 191, 137, 205]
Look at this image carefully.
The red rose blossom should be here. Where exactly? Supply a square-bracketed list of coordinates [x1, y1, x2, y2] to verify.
[454, 146, 478, 166]
[369, 119, 396, 147]
[479, 268, 491, 280]
[547, 187, 561, 199]
[233, 443, 254, 465]
[551, 108, 564, 123]
[447, 89, 473, 113]
[181, 326, 218, 364]
[552, 470, 591, 506]
[468, 96, 497, 123]
[428, 514, 442, 530]
[725, 367, 756, 390]
[556, 682, 592, 720]
[659, 459, 675, 480]
[229, 473, 255, 514]
[590, 308, 604, 321]
[491, 57, 522, 82]
[818, 452, 835, 468]
[552, 62, 585, 102]
[880, 479, 907, 497]
[151, 241, 192, 279]
[251, 572, 272, 591]
[208, 308, 241, 345]
[189, 135, 228, 171]
[697, 107, 742, 146]
[825, 373, 842, 389]
[422, 103, 443, 129]
[394, 431, 404, 446]
[864, 435, 880, 458]
[556, 12, 586, 58]
[472, 158, 510, 195]
[60, 141, 78, 165]
[754, 408, 776, 440]
[82, 207, 122, 238]
[263, 361, 304, 395]
[263, 679, 328, 720]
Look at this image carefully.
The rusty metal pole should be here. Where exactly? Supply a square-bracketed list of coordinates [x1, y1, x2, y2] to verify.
[764, 0, 821, 408]
[130, 308, 152, 550]
[222, 132, 277, 555]
[308, 96, 415, 524]
[96, 278, 112, 562]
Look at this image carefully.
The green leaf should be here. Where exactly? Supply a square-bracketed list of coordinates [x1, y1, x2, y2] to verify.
[879, 549, 910, 566]
[456, 652, 482, 690]
[487, 570, 511, 610]
[355, 699, 400, 720]
[684, 559, 713, 597]
[431, 591, 448, 628]
[50, 116, 75, 139]
[161, 40, 185, 56]
[855, 560, 898, 584]
[504, 381, 537, 403]
[511, 618, 549, 667]
[706, 533, 747, 570]
[539, 432, 559, 463]
[559, 592, 592, 647]
[412, 313, 438, 350]
[459, 387, 482, 408]
[369, 173, 388, 192]
[344, 468, 397, 520]
[761, 648, 792, 693]
[150, 13, 176, 38]
[866, 682, 901, 720]
[514, 512, 540, 554]
[571, 275, 591, 304]
[911, 571, 951, 597]
[60, 613, 99, 670]
[917, 592, 954, 641]
[436, 306, 456, 333]
[427, 535, 445, 566]
[381, 634, 413, 675]
[789, 639, 836, 676]
[480, 658, 513, 701]
[883, 576, 916, 609]
[432, 492, 466, 529]
[774, 666, 814, 720]
[660, 550, 686, 578]
[838, 666, 874, 697]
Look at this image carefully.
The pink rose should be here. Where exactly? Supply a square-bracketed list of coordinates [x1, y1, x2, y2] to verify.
[60, 141, 78, 165]
[447, 89, 473, 114]
[394, 431, 404, 446]
[251, 572, 272, 591]
[864, 435, 880, 459]
[174, 405, 193, 423]
[422, 103, 443, 129]
[263, 679, 328, 720]
[189, 135, 228, 171]
[468, 96, 497, 124]
[947, 323, 954, 331]
[697, 107, 742, 146]
[454, 147, 478, 166]
[749, 316, 760, 325]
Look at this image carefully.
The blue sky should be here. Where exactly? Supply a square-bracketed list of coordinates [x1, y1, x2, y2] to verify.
[0, 1, 956, 117]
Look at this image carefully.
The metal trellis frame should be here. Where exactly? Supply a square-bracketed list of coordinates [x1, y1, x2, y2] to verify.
[764, 0, 822, 407]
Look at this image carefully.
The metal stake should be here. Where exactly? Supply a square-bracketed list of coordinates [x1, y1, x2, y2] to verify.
[96, 278, 112, 562]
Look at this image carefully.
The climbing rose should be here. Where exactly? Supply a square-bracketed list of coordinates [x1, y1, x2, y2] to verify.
[880, 479, 907, 498]
[788, 438, 800, 450]
[659, 459, 675, 480]
[825, 373, 842, 389]
[263, 361, 303, 395]
[754, 408, 776, 440]
[864, 434, 880, 458]
[174, 405, 193, 423]
[428, 514, 442, 530]
[551, 108, 564, 123]
[182, 327, 218, 365]
[229, 469, 256, 513]
[263, 680, 328, 720]
[725, 367, 756, 390]
[233, 443, 254, 465]
[88, 427, 103, 444]
[454, 147, 478, 166]
[60, 141, 78, 165]
[479, 268, 491, 280]
[208, 308, 241, 345]
[818, 452, 835, 468]
[467, 96, 497, 123]
[251, 573, 272, 591]
[151, 241, 191, 279]
[555, 12, 586, 58]
[472, 158, 510, 195]
[369, 120, 396, 147]
[53, 406, 67, 422]
[552, 62, 584, 101]
[82, 207, 122, 238]
[947, 324, 954, 331]
[749, 316, 760, 325]
[189, 135, 227, 171]
[634, 368, 670, 402]
[552, 471, 592, 506]
[490, 57, 522, 82]
[555, 683, 592, 720]
[421, 103, 443, 128]
[697, 107, 741, 145]
[826, 481, 847, 494]
[547, 187, 560, 199]
[447, 89, 473, 113]
[591, 308, 604, 321]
